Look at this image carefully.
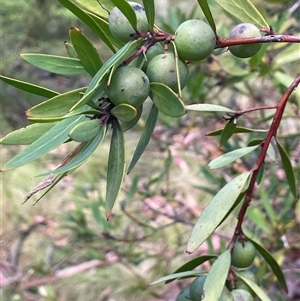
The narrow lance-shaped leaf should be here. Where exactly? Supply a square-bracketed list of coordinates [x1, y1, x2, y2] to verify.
[0, 75, 59, 98]
[20, 54, 87, 76]
[37, 124, 107, 177]
[247, 237, 288, 292]
[58, 0, 117, 53]
[212, 0, 269, 28]
[220, 120, 237, 146]
[150, 82, 186, 117]
[203, 250, 231, 300]
[186, 104, 234, 113]
[142, 0, 155, 30]
[127, 103, 158, 174]
[166, 255, 217, 284]
[106, 119, 126, 220]
[69, 27, 103, 76]
[1, 115, 85, 171]
[187, 172, 252, 253]
[196, 0, 216, 33]
[64, 41, 78, 58]
[236, 273, 272, 301]
[73, 0, 114, 18]
[0, 122, 57, 145]
[276, 139, 298, 200]
[110, 0, 137, 29]
[209, 145, 259, 169]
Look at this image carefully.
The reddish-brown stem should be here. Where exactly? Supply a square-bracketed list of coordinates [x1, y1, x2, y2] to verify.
[229, 74, 300, 250]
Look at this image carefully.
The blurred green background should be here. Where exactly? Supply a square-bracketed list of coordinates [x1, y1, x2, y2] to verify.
[1, 0, 299, 300]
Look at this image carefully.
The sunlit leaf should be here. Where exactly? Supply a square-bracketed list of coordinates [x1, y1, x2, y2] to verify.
[69, 27, 103, 76]
[150, 82, 186, 117]
[186, 104, 234, 113]
[0, 75, 59, 98]
[2, 115, 85, 171]
[74, 0, 114, 18]
[203, 250, 231, 300]
[209, 145, 259, 169]
[106, 119, 126, 220]
[212, 0, 269, 28]
[276, 139, 298, 200]
[187, 172, 252, 253]
[127, 104, 158, 174]
[20, 54, 87, 75]
[166, 255, 217, 284]
[196, 0, 216, 33]
[0, 122, 57, 145]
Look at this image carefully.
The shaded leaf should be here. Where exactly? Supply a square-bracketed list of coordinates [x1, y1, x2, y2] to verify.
[142, 0, 155, 30]
[196, 0, 216, 33]
[127, 103, 158, 174]
[166, 255, 217, 284]
[64, 41, 78, 58]
[106, 119, 126, 220]
[69, 27, 103, 76]
[20, 54, 87, 75]
[203, 250, 231, 300]
[110, 0, 137, 29]
[247, 237, 288, 292]
[150, 82, 186, 117]
[236, 273, 272, 301]
[26, 87, 86, 121]
[111, 103, 137, 122]
[69, 118, 102, 142]
[212, 0, 269, 28]
[206, 126, 267, 136]
[209, 145, 259, 169]
[186, 104, 234, 113]
[122, 104, 143, 131]
[0, 122, 57, 145]
[276, 139, 298, 200]
[187, 172, 252, 253]
[2, 115, 85, 171]
[247, 207, 272, 234]
[0, 75, 59, 98]
[220, 121, 237, 146]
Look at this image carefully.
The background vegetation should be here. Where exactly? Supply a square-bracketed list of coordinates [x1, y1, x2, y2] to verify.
[1, 0, 299, 300]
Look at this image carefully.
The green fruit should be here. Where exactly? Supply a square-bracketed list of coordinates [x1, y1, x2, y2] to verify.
[174, 19, 216, 61]
[189, 276, 206, 301]
[175, 287, 191, 301]
[142, 43, 164, 70]
[105, 66, 150, 108]
[236, 270, 257, 296]
[231, 240, 256, 268]
[219, 287, 234, 301]
[228, 23, 262, 58]
[108, 2, 148, 42]
[231, 289, 254, 301]
[146, 53, 189, 92]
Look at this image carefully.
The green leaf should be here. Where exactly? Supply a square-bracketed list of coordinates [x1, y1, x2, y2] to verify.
[187, 172, 252, 253]
[220, 121, 237, 146]
[0, 122, 57, 145]
[69, 27, 103, 76]
[212, 0, 269, 28]
[246, 207, 272, 234]
[203, 250, 231, 300]
[58, 0, 117, 53]
[166, 255, 217, 284]
[276, 139, 298, 200]
[196, 0, 216, 33]
[122, 105, 143, 131]
[209, 145, 259, 169]
[142, 0, 155, 30]
[26, 87, 86, 121]
[0, 75, 59, 98]
[150, 270, 206, 286]
[69, 119, 102, 142]
[70, 39, 142, 111]
[150, 82, 186, 117]
[247, 237, 288, 292]
[110, 0, 137, 29]
[236, 273, 272, 301]
[64, 42, 78, 58]
[127, 103, 158, 174]
[37, 125, 107, 176]
[106, 119, 126, 220]
[2, 115, 85, 171]
[186, 104, 234, 113]
[206, 126, 267, 136]
[20, 54, 87, 75]
[74, 0, 114, 18]
[111, 103, 137, 122]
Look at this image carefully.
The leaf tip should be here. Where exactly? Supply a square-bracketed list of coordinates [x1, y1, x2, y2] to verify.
[106, 211, 112, 221]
